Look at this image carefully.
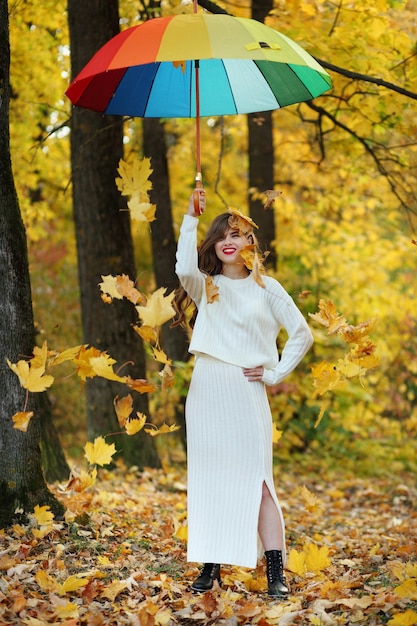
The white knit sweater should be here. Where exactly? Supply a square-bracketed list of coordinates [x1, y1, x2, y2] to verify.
[176, 215, 313, 385]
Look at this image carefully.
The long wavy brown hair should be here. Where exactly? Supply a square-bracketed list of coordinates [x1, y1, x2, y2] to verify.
[173, 213, 256, 329]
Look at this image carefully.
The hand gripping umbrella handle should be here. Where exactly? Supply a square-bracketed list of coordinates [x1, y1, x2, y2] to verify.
[193, 173, 205, 215]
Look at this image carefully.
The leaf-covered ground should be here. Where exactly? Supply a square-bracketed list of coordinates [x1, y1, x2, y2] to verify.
[0, 458, 416, 625]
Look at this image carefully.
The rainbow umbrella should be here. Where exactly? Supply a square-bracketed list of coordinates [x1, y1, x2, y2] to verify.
[66, 13, 331, 207]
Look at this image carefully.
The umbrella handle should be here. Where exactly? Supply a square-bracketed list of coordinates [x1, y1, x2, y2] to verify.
[193, 174, 205, 215]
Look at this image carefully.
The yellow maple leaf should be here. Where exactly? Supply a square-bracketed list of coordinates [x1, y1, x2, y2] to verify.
[31, 341, 50, 369]
[144, 423, 181, 437]
[84, 436, 116, 466]
[136, 287, 176, 328]
[73, 345, 102, 381]
[66, 467, 97, 493]
[339, 318, 376, 343]
[388, 610, 417, 626]
[311, 361, 342, 396]
[133, 325, 159, 344]
[115, 157, 153, 199]
[7, 359, 54, 393]
[12, 411, 34, 433]
[395, 578, 417, 600]
[33, 505, 54, 526]
[58, 574, 89, 596]
[152, 346, 172, 365]
[114, 394, 133, 428]
[125, 413, 147, 436]
[309, 299, 347, 334]
[287, 543, 331, 575]
[287, 548, 306, 575]
[99, 275, 124, 301]
[89, 355, 126, 383]
[101, 579, 128, 601]
[304, 543, 331, 572]
[128, 196, 157, 223]
[337, 358, 367, 379]
[35, 570, 59, 593]
[49, 345, 85, 367]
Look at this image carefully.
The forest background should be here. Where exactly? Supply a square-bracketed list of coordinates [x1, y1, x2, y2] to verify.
[2, 0, 417, 623]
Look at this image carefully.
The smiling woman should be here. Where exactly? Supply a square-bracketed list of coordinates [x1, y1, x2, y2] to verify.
[173, 190, 314, 597]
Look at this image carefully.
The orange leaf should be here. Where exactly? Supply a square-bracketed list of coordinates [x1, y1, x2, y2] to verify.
[12, 411, 34, 432]
[126, 376, 156, 394]
[114, 394, 134, 427]
[205, 276, 219, 304]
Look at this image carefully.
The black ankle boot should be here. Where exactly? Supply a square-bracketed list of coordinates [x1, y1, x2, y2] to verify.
[191, 563, 221, 592]
[265, 550, 289, 598]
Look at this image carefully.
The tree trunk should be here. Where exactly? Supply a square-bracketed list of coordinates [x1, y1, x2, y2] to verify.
[143, 118, 190, 446]
[67, 0, 159, 468]
[0, 0, 64, 527]
[248, 0, 277, 269]
[40, 393, 70, 483]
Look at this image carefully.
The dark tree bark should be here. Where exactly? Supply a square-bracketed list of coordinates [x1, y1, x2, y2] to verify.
[143, 118, 190, 445]
[67, 0, 159, 468]
[40, 393, 70, 483]
[0, 0, 64, 527]
[248, 0, 277, 269]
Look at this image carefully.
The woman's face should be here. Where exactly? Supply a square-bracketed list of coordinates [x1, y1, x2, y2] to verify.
[214, 227, 251, 267]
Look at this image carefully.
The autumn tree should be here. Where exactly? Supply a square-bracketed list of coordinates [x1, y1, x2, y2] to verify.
[0, 0, 64, 527]
[67, 0, 159, 467]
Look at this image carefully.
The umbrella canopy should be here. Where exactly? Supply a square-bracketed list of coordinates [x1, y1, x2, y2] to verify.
[65, 13, 332, 119]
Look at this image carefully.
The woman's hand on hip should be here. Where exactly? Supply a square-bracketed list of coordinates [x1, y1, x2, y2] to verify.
[243, 366, 264, 382]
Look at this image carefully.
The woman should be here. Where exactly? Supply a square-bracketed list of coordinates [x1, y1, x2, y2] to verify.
[174, 190, 313, 597]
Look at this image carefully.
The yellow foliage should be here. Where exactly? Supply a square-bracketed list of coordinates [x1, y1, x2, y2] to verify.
[84, 436, 117, 467]
[136, 287, 176, 328]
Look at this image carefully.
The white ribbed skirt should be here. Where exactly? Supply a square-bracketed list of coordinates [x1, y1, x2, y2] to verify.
[185, 354, 285, 569]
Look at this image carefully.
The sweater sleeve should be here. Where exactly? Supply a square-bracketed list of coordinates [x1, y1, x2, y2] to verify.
[175, 214, 205, 305]
[261, 298, 314, 386]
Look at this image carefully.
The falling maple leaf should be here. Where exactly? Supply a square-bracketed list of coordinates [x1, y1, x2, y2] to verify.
[99, 275, 124, 301]
[311, 361, 342, 396]
[264, 189, 282, 209]
[66, 467, 97, 493]
[73, 345, 103, 381]
[300, 485, 323, 513]
[126, 376, 156, 394]
[160, 363, 175, 390]
[31, 341, 51, 369]
[12, 411, 33, 432]
[49, 345, 85, 367]
[115, 157, 153, 200]
[136, 287, 176, 328]
[89, 355, 126, 383]
[152, 346, 172, 365]
[33, 505, 54, 526]
[144, 423, 181, 437]
[114, 394, 134, 428]
[309, 299, 347, 334]
[125, 413, 147, 436]
[84, 436, 116, 466]
[133, 324, 159, 344]
[115, 274, 144, 304]
[128, 197, 156, 223]
[7, 358, 54, 393]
